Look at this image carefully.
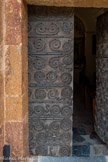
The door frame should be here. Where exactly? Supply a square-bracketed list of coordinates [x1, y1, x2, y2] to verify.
[1, 0, 108, 157]
[25, 0, 108, 8]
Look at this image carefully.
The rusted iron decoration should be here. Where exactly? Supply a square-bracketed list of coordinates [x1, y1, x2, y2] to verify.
[28, 6, 74, 156]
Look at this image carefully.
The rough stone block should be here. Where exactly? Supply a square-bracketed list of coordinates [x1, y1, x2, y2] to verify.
[5, 45, 22, 96]
[22, 46, 28, 94]
[0, 96, 4, 124]
[6, 96, 23, 121]
[0, 0, 3, 45]
[5, 122, 24, 157]
[72, 145, 90, 157]
[0, 124, 4, 157]
[22, 2, 28, 47]
[90, 145, 108, 156]
[22, 91, 28, 118]
[23, 114, 29, 156]
[5, 0, 22, 45]
[25, 0, 108, 8]
[5, 45, 28, 96]
[0, 71, 4, 125]
[6, 94, 28, 121]
[5, 0, 27, 46]
[0, 46, 3, 71]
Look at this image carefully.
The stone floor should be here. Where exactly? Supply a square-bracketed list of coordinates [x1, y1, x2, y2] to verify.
[72, 126, 108, 157]
[29, 156, 108, 162]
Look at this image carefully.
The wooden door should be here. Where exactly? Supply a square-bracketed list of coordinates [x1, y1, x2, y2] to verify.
[28, 6, 74, 156]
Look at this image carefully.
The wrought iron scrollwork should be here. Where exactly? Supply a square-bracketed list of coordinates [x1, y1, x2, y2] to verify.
[61, 21, 73, 32]
[28, 6, 74, 156]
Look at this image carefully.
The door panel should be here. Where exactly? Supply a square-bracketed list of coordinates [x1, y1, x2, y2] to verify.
[95, 12, 108, 144]
[28, 6, 74, 156]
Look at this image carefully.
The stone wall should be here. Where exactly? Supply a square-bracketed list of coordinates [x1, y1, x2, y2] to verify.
[0, 0, 108, 159]
[25, 0, 108, 8]
[0, 0, 29, 158]
[0, 0, 4, 157]
[95, 11, 108, 145]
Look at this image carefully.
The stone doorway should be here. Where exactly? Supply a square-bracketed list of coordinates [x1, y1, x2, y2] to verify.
[28, 6, 108, 157]
[73, 8, 108, 157]
[1, 0, 108, 159]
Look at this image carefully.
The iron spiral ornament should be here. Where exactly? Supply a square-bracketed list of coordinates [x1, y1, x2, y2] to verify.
[35, 88, 46, 100]
[34, 106, 44, 116]
[61, 73, 72, 85]
[48, 88, 59, 99]
[49, 121, 60, 132]
[59, 145, 71, 156]
[63, 55, 73, 65]
[50, 39, 61, 51]
[63, 41, 73, 54]
[62, 132, 71, 142]
[51, 105, 60, 115]
[34, 71, 45, 82]
[36, 132, 47, 144]
[49, 57, 59, 68]
[48, 23, 59, 34]
[46, 71, 57, 83]
[60, 119, 72, 131]
[35, 39, 45, 52]
[34, 57, 46, 70]
[36, 23, 46, 34]
[61, 106, 72, 117]
[61, 21, 73, 32]
[61, 87, 72, 98]
[33, 120, 44, 131]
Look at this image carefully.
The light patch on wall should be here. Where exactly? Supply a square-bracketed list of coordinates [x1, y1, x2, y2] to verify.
[17, 0, 22, 4]
[17, 48, 21, 55]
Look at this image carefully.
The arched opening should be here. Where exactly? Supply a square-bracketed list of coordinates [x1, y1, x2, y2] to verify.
[28, 5, 108, 157]
[74, 15, 86, 85]
[73, 11, 107, 156]
[73, 14, 96, 155]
